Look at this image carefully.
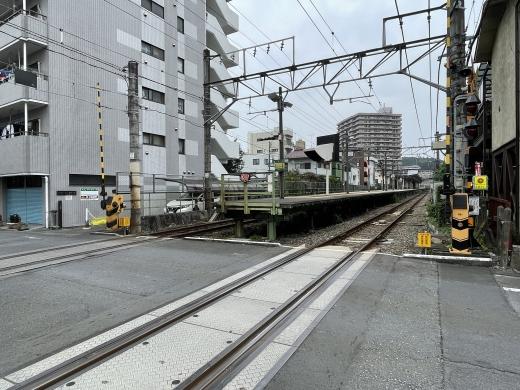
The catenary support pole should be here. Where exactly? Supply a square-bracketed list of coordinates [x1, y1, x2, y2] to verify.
[128, 60, 142, 234]
[278, 86, 285, 199]
[203, 49, 213, 212]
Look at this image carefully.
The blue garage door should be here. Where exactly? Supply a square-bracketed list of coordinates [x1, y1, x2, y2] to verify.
[6, 187, 43, 224]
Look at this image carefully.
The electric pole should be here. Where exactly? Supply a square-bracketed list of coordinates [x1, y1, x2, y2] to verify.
[128, 60, 141, 234]
[203, 49, 213, 212]
[446, 0, 466, 191]
[383, 151, 387, 191]
[343, 139, 350, 194]
[277, 86, 285, 199]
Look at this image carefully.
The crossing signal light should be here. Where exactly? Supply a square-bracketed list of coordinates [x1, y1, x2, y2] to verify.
[105, 194, 125, 231]
[465, 94, 480, 115]
[463, 119, 478, 140]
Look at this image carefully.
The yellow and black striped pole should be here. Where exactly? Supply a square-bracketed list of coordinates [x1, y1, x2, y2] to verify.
[450, 193, 471, 254]
[445, 0, 452, 183]
[96, 83, 107, 209]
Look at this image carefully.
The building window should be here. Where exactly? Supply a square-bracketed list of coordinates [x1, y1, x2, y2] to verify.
[300, 163, 311, 169]
[178, 98, 185, 114]
[142, 87, 165, 104]
[256, 149, 263, 153]
[271, 148, 278, 152]
[264, 158, 269, 165]
[141, 0, 164, 18]
[177, 57, 185, 74]
[141, 41, 164, 60]
[177, 16, 184, 33]
[178, 138, 185, 154]
[143, 132, 165, 147]
[253, 159, 260, 166]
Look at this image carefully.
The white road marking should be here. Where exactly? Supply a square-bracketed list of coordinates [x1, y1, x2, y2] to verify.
[503, 287, 520, 293]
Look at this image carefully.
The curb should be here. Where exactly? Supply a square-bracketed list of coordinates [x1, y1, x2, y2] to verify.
[183, 236, 288, 247]
[403, 253, 494, 267]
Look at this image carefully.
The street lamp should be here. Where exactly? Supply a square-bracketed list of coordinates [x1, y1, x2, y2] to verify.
[268, 87, 293, 199]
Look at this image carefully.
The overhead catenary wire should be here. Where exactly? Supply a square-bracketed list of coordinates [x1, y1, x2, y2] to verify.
[295, 0, 377, 111]
[224, 40, 340, 134]
[228, 34, 340, 131]
[394, 0, 425, 140]
[228, 2, 346, 124]
[306, 0, 384, 108]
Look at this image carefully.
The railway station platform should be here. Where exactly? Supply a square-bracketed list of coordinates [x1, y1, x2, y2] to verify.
[220, 183, 418, 239]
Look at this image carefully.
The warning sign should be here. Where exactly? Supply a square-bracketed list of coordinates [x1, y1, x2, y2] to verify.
[473, 175, 488, 191]
[417, 232, 432, 248]
[240, 173, 251, 183]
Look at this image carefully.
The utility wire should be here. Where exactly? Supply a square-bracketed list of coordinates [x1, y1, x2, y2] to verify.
[296, 0, 377, 111]
[225, 37, 340, 134]
[428, 0, 433, 140]
[307, 0, 384, 108]
[228, 2, 346, 123]
[0, 15, 206, 101]
[394, 0, 424, 139]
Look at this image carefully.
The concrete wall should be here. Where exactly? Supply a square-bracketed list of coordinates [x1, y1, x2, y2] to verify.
[141, 210, 207, 233]
[491, 0, 517, 150]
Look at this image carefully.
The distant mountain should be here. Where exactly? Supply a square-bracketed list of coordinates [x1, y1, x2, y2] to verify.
[401, 157, 439, 170]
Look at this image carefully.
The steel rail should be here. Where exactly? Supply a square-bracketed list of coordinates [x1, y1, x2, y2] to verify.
[0, 239, 152, 275]
[11, 193, 423, 390]
[1, 220, 251, 275]
[177, 194, 426, 390]
[0, 237, 121, 261]
[155, 219, 256, 238]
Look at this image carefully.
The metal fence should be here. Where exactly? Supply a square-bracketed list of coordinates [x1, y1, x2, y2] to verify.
[116, 173, 220, 216]
[116, 172, 378, 216]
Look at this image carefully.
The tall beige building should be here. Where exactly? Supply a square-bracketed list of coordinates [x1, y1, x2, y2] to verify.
[247, 127, 294, 159]
[337, 107, 402, 168]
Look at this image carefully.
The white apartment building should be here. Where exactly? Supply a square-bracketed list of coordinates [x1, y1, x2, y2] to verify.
[0, 0, 241, 227]
[337, 107, 402, 171]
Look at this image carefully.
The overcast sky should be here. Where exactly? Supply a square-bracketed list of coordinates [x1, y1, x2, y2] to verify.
[221, 0, 484, 159]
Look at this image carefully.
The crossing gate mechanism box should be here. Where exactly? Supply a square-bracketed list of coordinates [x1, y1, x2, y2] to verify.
[118, 216, 130, 228]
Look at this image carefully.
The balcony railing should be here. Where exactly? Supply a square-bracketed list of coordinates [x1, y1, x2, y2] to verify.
[0, 131, 49, 175]
[0, 75, 48, 117]
[0, 10, 48, 60]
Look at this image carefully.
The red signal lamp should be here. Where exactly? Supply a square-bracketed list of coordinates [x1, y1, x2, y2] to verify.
[465, 94, 480, 115]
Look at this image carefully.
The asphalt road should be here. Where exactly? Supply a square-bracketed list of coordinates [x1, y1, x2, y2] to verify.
[0, 237, 289, 375]
[266, 254, 520, 390]
[0, 227, 107, 255]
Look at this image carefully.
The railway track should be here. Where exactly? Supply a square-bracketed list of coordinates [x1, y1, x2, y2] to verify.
[0, 219, 253, 276]
[0, 236, 154, 277]
[154, 218, 255, 238]
[10, 193, 424, 390]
